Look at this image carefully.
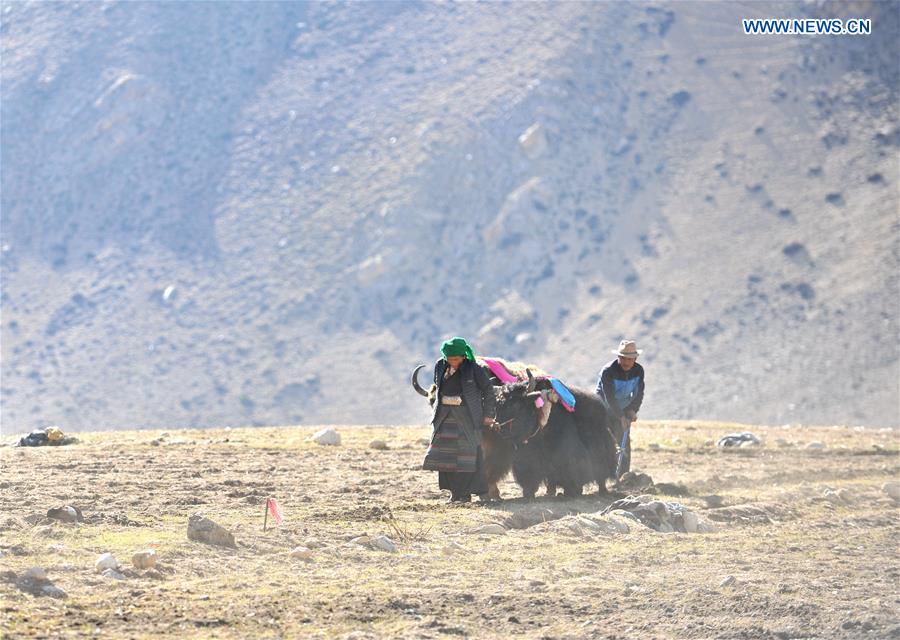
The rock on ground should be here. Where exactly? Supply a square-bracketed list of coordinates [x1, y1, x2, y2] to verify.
[290, 546, 313, 560]
[442, 541, 467, 556]
[186, 514, 236, 548]
[882, 482, 900, 501]
[95, 553, 119, 573]
[369, 439, 388, 450]
[46, 505, 83, 523]
[603, 496, 706, 533]
[310, 428, 341, 446]
[717, 432, 761, 448]
[303, 538, 326, 549]
[616, 471, 655, 491]
[41, 585, 67, 598]
[370, 535, 397, 552]
[468, 524, 507, 536]
[518, 122, 548, 158]
[132, 549, 157, 569]
[23, 567, 48, 581]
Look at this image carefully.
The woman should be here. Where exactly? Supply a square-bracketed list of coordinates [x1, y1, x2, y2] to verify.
[422, 337, 496, 503]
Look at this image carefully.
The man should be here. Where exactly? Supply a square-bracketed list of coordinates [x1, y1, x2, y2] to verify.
[595, 339, 645, 477]
[422, 337, 496, 503]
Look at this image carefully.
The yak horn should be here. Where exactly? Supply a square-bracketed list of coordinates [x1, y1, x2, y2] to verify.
[411, 364, 428, 397]
[525, 369, 536, 393]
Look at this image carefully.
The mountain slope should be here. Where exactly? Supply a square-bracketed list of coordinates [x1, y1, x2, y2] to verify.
[1, 1, 897, 430]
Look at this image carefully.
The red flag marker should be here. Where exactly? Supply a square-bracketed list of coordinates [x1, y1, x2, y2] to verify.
[264, 497, 284, 531]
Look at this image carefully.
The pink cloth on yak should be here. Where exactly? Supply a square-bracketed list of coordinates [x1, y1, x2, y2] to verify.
[481, 357, 576, 413]
[481, 358, 520, 384]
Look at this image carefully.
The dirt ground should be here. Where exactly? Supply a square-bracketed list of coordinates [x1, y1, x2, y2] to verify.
[1, 421, 897, 639]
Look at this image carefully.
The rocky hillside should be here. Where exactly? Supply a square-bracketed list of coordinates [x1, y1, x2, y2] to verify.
[1, 1, 897, 431]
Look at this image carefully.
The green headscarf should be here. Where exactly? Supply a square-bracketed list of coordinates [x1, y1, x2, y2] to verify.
[440, 336, 475, 361]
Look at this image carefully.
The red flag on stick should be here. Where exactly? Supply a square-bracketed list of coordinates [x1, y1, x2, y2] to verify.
[264, 497, 283, 531]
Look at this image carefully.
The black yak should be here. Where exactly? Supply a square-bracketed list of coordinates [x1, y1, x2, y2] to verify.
[494, 374, 616, 498]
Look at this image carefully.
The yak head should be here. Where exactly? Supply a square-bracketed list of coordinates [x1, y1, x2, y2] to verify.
[491, 370, 551, 442]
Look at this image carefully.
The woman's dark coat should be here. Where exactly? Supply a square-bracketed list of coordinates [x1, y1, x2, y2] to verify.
[430, 358, 496, 434]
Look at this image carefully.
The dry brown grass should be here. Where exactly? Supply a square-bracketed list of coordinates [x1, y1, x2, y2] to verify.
[1, 421, 897, 639]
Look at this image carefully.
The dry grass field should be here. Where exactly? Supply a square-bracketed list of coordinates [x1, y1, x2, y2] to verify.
[1, 421, 897, 639]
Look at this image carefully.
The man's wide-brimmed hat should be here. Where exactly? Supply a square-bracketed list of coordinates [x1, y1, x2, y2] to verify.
[612, 340, 642, 359]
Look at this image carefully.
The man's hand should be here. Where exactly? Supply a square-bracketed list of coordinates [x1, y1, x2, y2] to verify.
[624, 410, 637, 423]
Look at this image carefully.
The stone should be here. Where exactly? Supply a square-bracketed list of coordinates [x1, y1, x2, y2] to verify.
[348, 535, 371, 547]
[717, 432, 761, 448]
[442, 541, 467, 556]
[102, 568, 126, 580]
[806, 441, 826, 450]
[616, 471, 654, 490]
[290, 546, 313, 560]
[517, 123, 548, 158]
[704, 439, 715, 447]
[41, 585, 67, 598]
[368, 439, 388, 450]
[132, 550, 157, 570]
[647, 443, 661, 451]
[882, 482, 900, 501]
[774, 438, 790, 447]
[682, 510, 699, 533]
[187, 514, 236, 548]
[702, 495, 724, 508]
[303, 538, 326, 549]
[23, 567, 48, 582]
[823, 489, 843, 504]
[310, 428, 340, 446]
[469, 523, 507, 536]
[46, 505, 82, 523]
[575, 516, 602, 532]
[370, 535, 397, 553]
[96, 553, 119, 573]
[720, 575, 736, 587]
[600, 514, 632, 534]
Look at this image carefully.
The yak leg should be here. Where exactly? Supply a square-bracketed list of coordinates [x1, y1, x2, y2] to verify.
[563, 484, 584, 498]
[481, 433, 513, 501]
[512, 444, 544, 501]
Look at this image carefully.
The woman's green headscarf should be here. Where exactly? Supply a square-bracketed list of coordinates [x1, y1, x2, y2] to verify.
[440, 336, 475, 361]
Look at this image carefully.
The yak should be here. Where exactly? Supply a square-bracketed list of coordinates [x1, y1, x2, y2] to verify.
[493, 375, 617, 498]
[412, 364, 617, 500]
